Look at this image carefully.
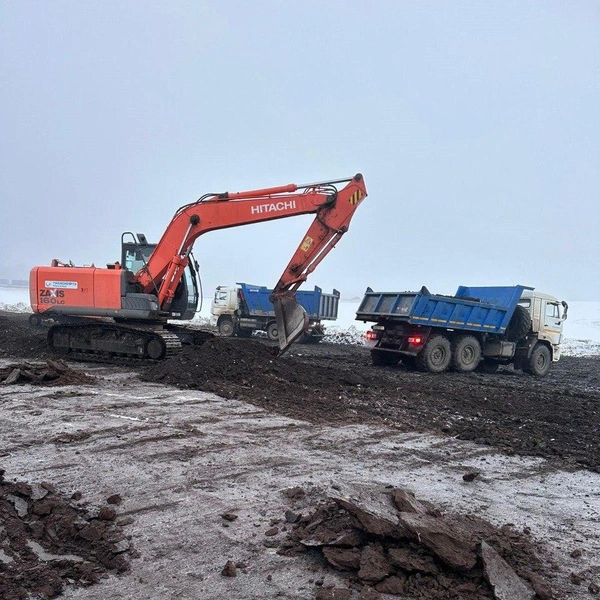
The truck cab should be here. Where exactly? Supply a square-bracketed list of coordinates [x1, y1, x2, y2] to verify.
[518, 290, 568, 361]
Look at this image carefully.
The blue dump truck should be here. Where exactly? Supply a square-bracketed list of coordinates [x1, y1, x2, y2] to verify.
[210, 283, 340, 343]
[356, 284, 568, 377]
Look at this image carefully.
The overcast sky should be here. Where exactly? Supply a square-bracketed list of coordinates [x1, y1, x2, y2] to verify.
[1, 1, 598, 301]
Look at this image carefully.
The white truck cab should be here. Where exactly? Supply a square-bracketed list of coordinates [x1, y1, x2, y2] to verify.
[518, 290, 568, 361]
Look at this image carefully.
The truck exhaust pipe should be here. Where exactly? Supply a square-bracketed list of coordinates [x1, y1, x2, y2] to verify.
[271, 291, 309, 354]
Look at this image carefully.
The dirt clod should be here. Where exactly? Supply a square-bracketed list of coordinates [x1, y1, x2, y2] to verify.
[0, 473, 133, 599]
[221, 560, 237, 577]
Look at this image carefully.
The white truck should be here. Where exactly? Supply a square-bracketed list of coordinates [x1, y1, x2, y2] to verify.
[210, 283, 340, 342]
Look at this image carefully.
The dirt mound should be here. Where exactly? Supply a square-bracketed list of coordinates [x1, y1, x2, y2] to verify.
[277, 483, 555, 600]
[141, 338, 370, 423]
[0, 312, 50, 359]
[0, 359, 95, 386]
[0, 469, 133, 599]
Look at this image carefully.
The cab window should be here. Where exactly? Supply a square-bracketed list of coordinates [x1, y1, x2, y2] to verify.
[545, 302, 559, 319]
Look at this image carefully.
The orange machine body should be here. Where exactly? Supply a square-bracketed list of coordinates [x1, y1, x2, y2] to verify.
[30, 266, 124, 315]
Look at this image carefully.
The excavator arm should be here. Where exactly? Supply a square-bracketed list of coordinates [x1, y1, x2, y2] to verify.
[137, 173, 367, 351]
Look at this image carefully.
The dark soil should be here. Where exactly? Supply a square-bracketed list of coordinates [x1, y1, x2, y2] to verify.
[141, 337, 600, 473]
[2, 310, 599, 473]
[0, 469, 132, 600]
[277, 485, 554, 600]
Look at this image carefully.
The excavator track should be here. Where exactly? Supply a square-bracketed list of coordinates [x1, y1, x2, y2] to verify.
[47, 323, 183, 361]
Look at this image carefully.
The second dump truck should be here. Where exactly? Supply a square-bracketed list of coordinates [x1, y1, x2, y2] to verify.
[356, 284, 568, 377]
[211, 283, 340, 342]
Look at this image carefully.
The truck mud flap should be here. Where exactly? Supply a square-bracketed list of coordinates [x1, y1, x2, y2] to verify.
[271, 291, 308, 354]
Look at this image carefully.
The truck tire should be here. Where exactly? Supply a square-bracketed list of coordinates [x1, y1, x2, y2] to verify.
[371, 349, 400, 367]
[524, 343, 551, 377]
[416, 335, 451, 373]
[218, 318, 234, 337]
[451, 335, 482, 373]
[266, 321, 279, 342]
[505, 305, 531, 342]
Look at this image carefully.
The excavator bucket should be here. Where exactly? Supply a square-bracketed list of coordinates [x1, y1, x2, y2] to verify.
[271, 290, 309, 353]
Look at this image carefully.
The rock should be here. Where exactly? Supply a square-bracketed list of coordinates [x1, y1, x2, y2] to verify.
[462, 471, 481, 482]
[264, 527, 279, 536]
[358, 544, 394, 583]
[571, 572, 584, 585]
[330, 482, 409, 539]
[481, 541, 535, 600]
[281, 486, 305, 499]
[387, 546, 438, 574]
[6, 494, 29, 517]
[391, 488, 438, 516]
[322, 546, 361, 571]
[570, 548, 582, 558]
[98, 507, 117, 521]
[221, 512, 238, 522]
[221, 560, 237, 577]
[375, 574, 407, 595]
[398, 512, 477, 570]
[589, 582, 599, 595]
[107, 494, 122, 505]
[285, 510, 301, 523]
[113, 539, 131, 553]
[30, 484, 49, 501]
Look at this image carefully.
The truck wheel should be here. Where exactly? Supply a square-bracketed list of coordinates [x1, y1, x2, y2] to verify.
[266, 322, 279, 342]
[416, 335, 451, 373]
[218, 318, 234, 337]
[505, 305, 531, 342]
[524, 343, 551, 377]
[451, 335, 482, 373]
[371, 349, 400, 366]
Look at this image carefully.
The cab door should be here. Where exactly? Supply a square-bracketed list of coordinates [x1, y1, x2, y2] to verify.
[541, 300, 563, 346]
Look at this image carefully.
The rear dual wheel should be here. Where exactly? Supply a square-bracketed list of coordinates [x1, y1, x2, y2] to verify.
[416, 335, 452, 373]
[451, 335, 482, 373]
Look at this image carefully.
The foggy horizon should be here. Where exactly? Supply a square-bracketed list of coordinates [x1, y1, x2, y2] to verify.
[1, 2, 598, 303]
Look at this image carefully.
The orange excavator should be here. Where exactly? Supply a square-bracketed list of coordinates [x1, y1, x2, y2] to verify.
[29, 173, 367, 359]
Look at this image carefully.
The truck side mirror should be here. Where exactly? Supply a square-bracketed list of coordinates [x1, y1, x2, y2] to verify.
[561, 301, 569, 321]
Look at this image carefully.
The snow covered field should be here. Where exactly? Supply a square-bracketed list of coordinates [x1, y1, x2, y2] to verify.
[2, 288, 599, 356]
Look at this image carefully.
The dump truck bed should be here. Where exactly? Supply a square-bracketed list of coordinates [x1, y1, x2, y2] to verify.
[356, 285, 531, 335]
[238, 283, 339, 321]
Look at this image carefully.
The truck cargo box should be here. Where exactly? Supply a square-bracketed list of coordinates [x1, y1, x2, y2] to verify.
[239, 283, 339, 320]
[356, 285, 531, 335]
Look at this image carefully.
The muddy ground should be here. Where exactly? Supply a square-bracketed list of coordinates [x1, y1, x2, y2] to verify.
[1, 311, 599, 599]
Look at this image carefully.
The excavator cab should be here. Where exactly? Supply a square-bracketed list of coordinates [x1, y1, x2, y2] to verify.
[121, 233, 199, 320]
